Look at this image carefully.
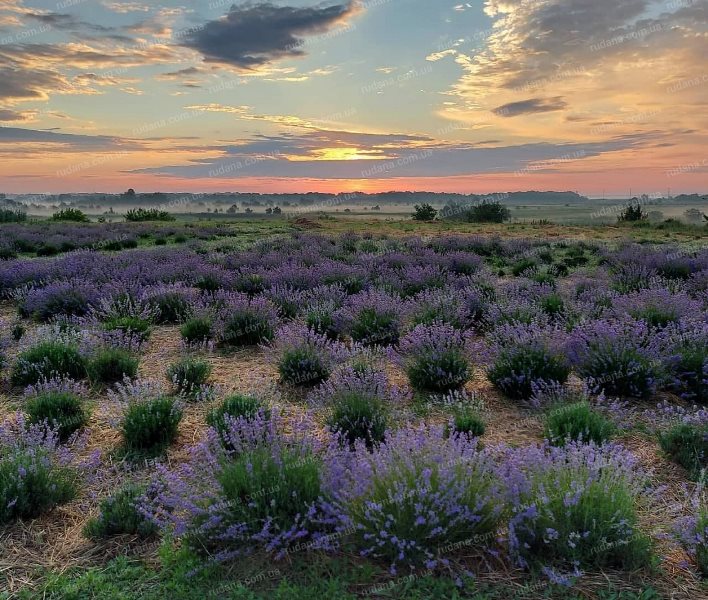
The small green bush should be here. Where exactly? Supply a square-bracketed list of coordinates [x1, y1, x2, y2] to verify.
[149, 292, 192, 324]
[539, 294, 565, 317]
[0, 446, 76, 522]
[122, 396, 182, 455]
[666, 342, 708, 404]
[25, 391, 88, 442]
[278, 347, 329, 387]
[305, 308, 338, 339]
[544, 401, 615, 446]
[659, 423, 707, 480]
[450, 405, 486, 438]
[36, 244, 60, 256]
[213, 446, 322, 548]
[511, 258, 537, 276]
[350, 308, 399, 347]
[84, 484, 156, 539]
[88, 348, 139, 384]
[206, 394, 268, 447]
[511, 446, 651, 573]
[166, 357, 212, 397]
[488, 346, 570, 401]
[180, 317, 212, 344]
[406, 350, 470, 393]
[104, 316, 151, 341]
[221, 312, 275, 346]
[327, 391, 387, 450]
[12, 342, 87, 387]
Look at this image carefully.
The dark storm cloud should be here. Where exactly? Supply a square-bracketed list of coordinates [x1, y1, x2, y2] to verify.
[182, 1, 359, 69]
[493, 97, 568, 117]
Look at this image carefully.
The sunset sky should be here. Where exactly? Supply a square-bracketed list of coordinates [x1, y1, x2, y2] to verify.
[0, 0, 706, 196]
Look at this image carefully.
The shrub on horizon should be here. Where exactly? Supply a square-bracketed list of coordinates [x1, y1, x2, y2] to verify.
[411, 203, 437, 221]
[51, 208, 90, 223]
[125, 207, 175, 222]
[465, 200, 511, 223]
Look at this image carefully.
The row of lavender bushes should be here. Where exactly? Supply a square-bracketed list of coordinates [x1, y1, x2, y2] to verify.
[2, 388, 705, 585]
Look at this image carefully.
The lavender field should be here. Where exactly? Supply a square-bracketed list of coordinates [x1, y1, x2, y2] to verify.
[0, 228, 707, 599]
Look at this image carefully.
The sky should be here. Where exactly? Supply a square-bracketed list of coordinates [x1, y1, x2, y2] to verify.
[0, 0, 706, 196]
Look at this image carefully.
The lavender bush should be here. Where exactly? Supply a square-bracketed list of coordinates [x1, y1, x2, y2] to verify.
[146, 410, 330, 561]
[394, 323, 472, 393]
[502, 442, 652, 581]
[323, 424, 504, 573]
[674, 491, 708, 577]
[110, 379, 183, 456]
[486, 323, 570, 401]
[335, 290, 403, 347]
[658, 322, 708, 403]
[265, 324, 351, 387]
[213, 291, 279, 347]
[309, 366, 406, 449]
[0, 414, 98, 522]
[24, 382, 89, 442]
[568, 318, 662, 398]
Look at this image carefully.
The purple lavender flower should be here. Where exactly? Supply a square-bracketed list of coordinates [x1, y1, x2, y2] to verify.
[673, 489, 708, 577]
[334, 289, 403, 347]
[0, 413, 99, 522]
[212, 291, 279, 347]
[144, 408, 331, 561]
[485, 322, 571, 401]
[500, 441, 652, 577]
[567, 317, 662, 398]
[393, 323, 473, 392]
[264, 323, 352, 387]
[322, 424, 504, 572]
